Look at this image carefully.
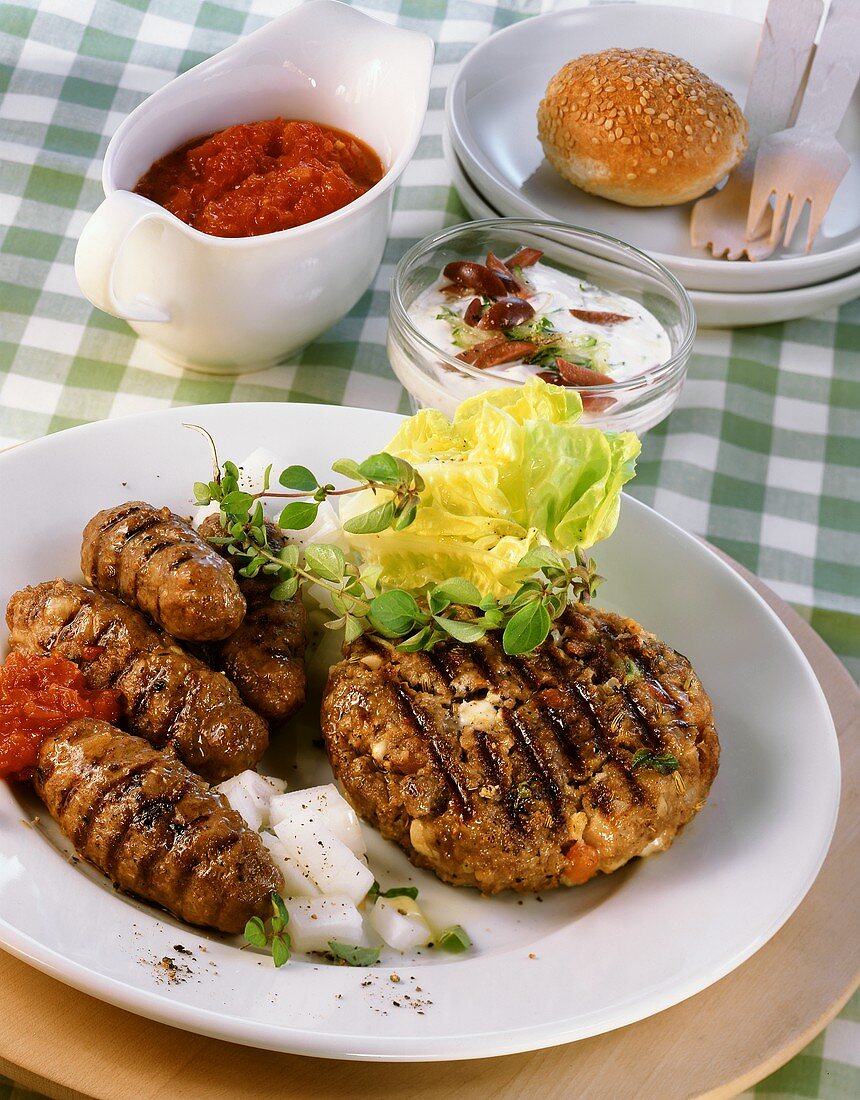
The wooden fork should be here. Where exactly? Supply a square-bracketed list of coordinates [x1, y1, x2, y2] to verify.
[690, 0, 823, 261]
[747, 0, 860, 254]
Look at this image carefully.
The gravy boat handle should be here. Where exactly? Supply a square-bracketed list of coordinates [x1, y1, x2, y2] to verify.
[75, 191, 173, 323]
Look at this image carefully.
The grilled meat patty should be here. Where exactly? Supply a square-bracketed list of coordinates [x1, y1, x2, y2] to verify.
[321, 602, 719, 894]
[35, 718, 283, 933]
[81, 501, 246, 642]
[197, 516, 307, 721]
[6, 580, 268, 784]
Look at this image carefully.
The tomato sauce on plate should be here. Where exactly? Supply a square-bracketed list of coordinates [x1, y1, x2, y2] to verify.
[0, 653, 122, 780]
[134, 118, 385, 238]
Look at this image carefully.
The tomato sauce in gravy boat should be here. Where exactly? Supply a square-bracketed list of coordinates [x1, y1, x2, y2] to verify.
[75, 0, 434, 374]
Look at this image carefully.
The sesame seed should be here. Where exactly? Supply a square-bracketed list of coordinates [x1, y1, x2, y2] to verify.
[647, 167, 658, 174]
[684, 124, 693, 134]
[626, 172, 636, 179]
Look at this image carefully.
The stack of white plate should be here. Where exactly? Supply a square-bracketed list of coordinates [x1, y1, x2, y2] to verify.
[444, 4, 860, 328]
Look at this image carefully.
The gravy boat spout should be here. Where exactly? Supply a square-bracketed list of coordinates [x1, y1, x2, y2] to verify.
[75, 0, 434, 374]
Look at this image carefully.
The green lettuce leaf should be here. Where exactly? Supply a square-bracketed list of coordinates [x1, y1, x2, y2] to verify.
[340, 377, 640, 595]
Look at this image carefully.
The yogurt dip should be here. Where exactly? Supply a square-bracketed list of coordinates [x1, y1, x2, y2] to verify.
[407, 254, 670, 389]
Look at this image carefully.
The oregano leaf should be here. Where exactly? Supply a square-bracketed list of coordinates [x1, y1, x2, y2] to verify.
[279, 465, 318, 491]
[502, 601, 552, 655]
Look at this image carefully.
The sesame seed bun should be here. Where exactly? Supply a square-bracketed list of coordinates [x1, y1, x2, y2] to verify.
[537, 48, 748, 207]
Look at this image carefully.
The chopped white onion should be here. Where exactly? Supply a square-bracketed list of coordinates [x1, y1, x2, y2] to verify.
[261, 774, 287, 796]
[369, 896, 432, 952]
[214, 770, 276, 829]
[260, 833, 319, 897]
[214, 775, 265, 833]
[273, 819, 374, 904]
[269, 784, 365, 856]
[285, 896, 365, 953]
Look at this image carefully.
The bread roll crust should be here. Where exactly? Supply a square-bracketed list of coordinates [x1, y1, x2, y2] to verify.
[537, 48, 748, 207]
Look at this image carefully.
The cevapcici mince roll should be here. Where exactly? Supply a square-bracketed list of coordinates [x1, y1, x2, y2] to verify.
[81, 501, 246, 642]
[34, 718, 283, 933]
[198, 516, 308, 721]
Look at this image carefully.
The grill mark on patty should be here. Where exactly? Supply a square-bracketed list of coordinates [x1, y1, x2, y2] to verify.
[130, 669, 170, 720]
[544, 644, 644, 801]
[426, 649, 526, 830]
[96, 503, 145, 535]
[48, 603, 90, 649]
[502, 708, 564, 819]
[72, 757, 156, 853]
[117, 515, 161, 548]
[137, 539, 174, 567]
[171, 831, 243, 925]
[102, 656, 134, 689]
[435, 641, 584, 817]
[131, 539, 175, 602]
[43, 601, 85, 650]
[391, 683, 473, 818]
[592, 619, 689, 722]
[101, 760, 166, 875]
[131, 779, 196, 890]
[510, 654, 586, 773]
[473, 730, 526, 831]
[563, 625, 666, 751]
[474, 640, 587, 811]
[91, 619, 118, 648]
[166, 550, 194, 573]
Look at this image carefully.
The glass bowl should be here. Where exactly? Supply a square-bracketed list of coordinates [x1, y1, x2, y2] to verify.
[388, 218, 696, 433]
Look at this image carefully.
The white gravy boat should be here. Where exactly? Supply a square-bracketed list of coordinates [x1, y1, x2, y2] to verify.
[75, 1, 433, 374]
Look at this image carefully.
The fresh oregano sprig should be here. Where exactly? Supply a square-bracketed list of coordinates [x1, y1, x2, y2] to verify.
[191, 429, 604, 656]
[366, 546, 603, 656]
[188, 425, 424, 537]
[204, 503, 603, 655]
[244, 893, 291, 967]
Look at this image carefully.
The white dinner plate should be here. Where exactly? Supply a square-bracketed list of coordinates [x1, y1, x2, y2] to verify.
[447, 4, 860, 294]
[0, 402, 840, 1060]
[443, 128, 860, 328]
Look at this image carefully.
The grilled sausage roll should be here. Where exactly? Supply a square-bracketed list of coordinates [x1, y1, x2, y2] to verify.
[6, 580, 268, 784]
[198, 516, 307, 721]
[81, 501, 246, 642]
[34, 718, 283, 933]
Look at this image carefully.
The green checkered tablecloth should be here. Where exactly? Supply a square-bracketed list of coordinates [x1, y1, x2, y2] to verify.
[0, 0, 858, 1096]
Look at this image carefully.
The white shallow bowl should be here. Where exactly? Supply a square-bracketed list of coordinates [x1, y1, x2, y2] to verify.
[0, 403, 840, 1061]
[443, 130, 860, 328]
[447, 4, 860, 294]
